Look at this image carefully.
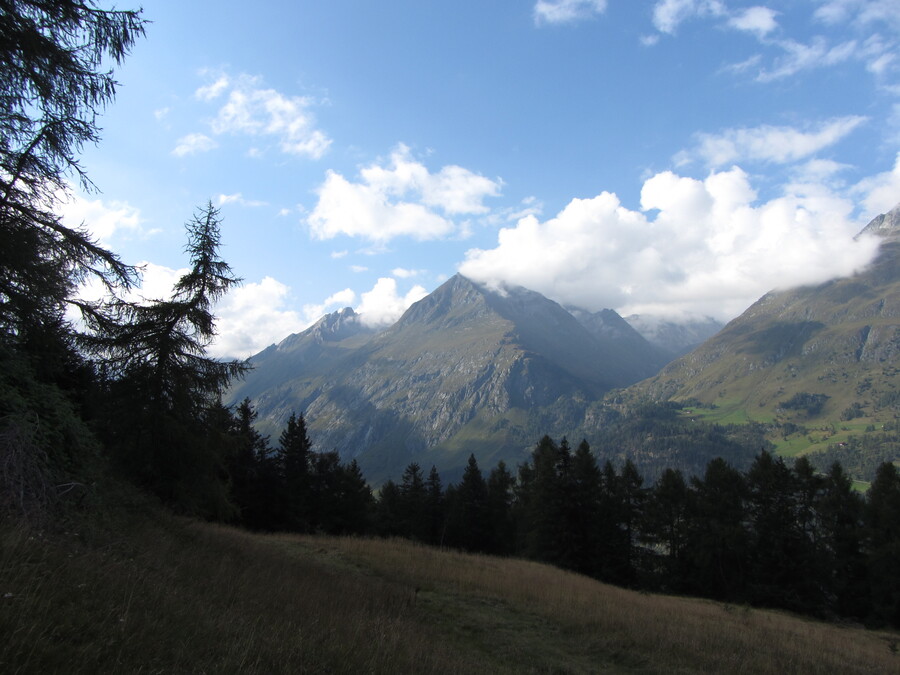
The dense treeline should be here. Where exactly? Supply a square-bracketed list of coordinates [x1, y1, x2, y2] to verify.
[585, 401, 770, 481]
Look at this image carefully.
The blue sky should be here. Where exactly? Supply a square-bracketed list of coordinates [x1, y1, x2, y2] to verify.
[66, 0, 900, 357]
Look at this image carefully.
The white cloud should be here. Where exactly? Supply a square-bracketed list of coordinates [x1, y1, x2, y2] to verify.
[207, 75, 330, 158]
[216, 192, 268, 207]
[154, 107, 170, 121]
[728, 7, 779, 37]
[307, 145, 501, 243]
[756, 37, 859, 82]
[172, 132, 218, 157]
[188, 73, 331, 159]
[533, 0, 607, 25]
[814, 0, 900, 30]
[356, 277, 427, 328]
[652, 0, 725, 35]
[300, 287, 357, 327]
[392, 267, 424, 278]
[790, 158, 851, 184]
[680, 116, 867, 167]
[211, 276, 307, 358]
[853, 152, 900, 218]
[459, 166, 881, 322]
[59, 193, 145, 246]
[195, 74, 230, 101]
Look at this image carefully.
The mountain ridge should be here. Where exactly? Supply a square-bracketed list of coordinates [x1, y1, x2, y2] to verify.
[227, 274, 665, 482]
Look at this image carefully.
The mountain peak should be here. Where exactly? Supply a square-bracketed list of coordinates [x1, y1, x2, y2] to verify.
[394, 274, 489, 328]
[857, 202, 900, 240]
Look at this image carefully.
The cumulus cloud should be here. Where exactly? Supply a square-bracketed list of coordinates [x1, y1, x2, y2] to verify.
[533, 0, 607, 25]
[678, 116, 867, 168]
[186, 73, 331, 159]
[356, 277, 427, 328]
[207, 276, 310, 358]
[172, 132, 218, 157]
[459, 166, 882, 322]
[59, 192, 145, 246]
[307, 145, 501, 243]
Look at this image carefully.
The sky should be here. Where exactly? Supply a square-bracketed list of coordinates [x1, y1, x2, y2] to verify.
[64, 0, 900, 358]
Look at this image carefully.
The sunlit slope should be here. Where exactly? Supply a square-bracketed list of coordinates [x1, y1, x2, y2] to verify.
[635, 207, 900, 430]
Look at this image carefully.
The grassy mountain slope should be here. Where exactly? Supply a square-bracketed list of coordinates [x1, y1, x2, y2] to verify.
[3, 510, 897, 673]
[631, 206, 900, 473]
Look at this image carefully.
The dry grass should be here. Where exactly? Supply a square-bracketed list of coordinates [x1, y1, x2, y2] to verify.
[292, 535, 900, 674]
[1, 506, 897, 674]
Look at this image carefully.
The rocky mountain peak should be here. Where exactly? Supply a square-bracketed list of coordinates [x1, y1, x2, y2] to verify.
[857, 202, 900, 240]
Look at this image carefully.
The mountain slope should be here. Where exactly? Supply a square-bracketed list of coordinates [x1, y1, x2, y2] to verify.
[227, 275, 663, 482]
[634, 204, 900, 433]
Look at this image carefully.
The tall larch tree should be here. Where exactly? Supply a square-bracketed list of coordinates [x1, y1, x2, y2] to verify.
[89, 203, 248, 517]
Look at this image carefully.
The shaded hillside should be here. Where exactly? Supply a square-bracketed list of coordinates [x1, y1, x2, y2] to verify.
[227, 275, 665, 483]
[632, 204, 900, 471]
[4, 510, 898, 674]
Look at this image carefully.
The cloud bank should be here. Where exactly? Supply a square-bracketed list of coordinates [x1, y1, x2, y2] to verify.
[459, 165, 883, 321]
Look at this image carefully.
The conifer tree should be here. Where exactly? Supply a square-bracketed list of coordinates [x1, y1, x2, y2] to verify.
[0, 1, 145, 343]
[425, 465, 446, 546]
[487, 460, 516, 555]
[685, 458, 748, 601]
[643, 468, 690, 588]
[375, 478, 402, 537]
[399, 462, 429, 541]
[865, 462, 900, 625]
[818, 461, 866, 619]
[277, 411, 312, 531]
[335, 458, 373, 535]
[89, 203, 247, 515]
[566, 440, 602, 575]
[230, 398, 273, 528]
[446, 454, 491, 552]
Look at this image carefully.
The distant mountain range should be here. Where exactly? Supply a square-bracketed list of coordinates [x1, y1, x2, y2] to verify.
[227, 275, 668, 482]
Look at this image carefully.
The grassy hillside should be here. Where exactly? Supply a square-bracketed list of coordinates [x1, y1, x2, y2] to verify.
[630, 238, 900, 479]
[2, 505, 897, 673]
